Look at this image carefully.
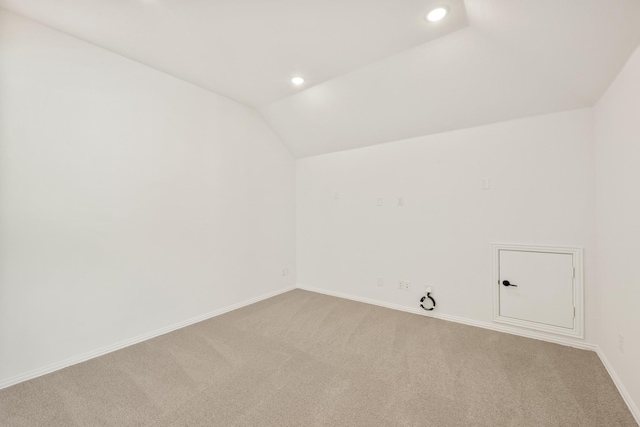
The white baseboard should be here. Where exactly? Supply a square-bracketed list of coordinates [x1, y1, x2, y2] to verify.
[596, 347, 640, 425]
[0, 286, 296, 390]
[296, 285, 596, 351]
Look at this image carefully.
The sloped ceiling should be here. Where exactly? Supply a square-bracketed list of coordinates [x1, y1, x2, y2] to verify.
[262, 0, 640, 157]
[2, 0, 640, 158]
[0, 0, 468, 107]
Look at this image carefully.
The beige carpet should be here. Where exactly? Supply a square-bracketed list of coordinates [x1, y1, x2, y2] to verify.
[0, 289, 636, 426]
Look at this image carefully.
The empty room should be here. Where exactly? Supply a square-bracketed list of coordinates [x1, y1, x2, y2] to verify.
[0, 0, 639, 425]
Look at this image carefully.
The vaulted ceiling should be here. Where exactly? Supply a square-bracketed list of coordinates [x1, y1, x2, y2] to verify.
[2, 0, 640, 157]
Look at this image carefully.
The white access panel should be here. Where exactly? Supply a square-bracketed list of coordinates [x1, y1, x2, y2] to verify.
[493, 244, 584, 338]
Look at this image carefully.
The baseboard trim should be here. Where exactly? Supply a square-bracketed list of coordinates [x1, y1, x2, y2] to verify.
[596, 347, 640, 425]
[0, 286, 296, 390]
[296, 285, 597, 351]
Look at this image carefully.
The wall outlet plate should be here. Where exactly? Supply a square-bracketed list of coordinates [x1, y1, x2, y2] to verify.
[481, 178, 491, 190]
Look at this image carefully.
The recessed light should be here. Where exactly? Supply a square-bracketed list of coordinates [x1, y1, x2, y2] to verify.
[291, 76, 305, 85]
[426, 7, 448, 22]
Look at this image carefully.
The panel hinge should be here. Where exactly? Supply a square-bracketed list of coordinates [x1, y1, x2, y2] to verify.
[573, 307, 576, 318]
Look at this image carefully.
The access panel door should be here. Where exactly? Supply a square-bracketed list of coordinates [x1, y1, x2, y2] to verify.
[498, 249, 575, 331]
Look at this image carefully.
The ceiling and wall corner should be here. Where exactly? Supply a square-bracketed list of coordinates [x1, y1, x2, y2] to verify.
[261, 0, 640, 157]
[2, 1, 639, 158]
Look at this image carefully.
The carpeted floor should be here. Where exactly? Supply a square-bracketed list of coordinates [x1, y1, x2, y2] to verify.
[0, 289, 636, 426]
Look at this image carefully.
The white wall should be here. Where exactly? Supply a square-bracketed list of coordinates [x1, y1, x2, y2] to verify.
[594, 45, 640, 415]
[297, 109, 596, 345]
[0, 9, 295, 385]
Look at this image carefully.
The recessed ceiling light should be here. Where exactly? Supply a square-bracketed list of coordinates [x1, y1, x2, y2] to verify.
[291, 76, 305, 85]
[426, 7, 448, 22]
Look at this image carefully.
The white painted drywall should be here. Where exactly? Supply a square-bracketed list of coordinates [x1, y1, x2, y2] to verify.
[594, 44, 640, 414]
[0, 9, 295, 384]
[297, 109, 596, 345]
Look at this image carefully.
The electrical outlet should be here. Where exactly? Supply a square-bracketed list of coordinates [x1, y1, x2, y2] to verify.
[377, 277, 384, 287]
[377, 197, 384, 206]
[282, 268, 289, 277]
[619, 334, 625, 353]
[397, 281, 404, 290]
[404, 281, 411, 290]
[397, 197, 404, 206]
